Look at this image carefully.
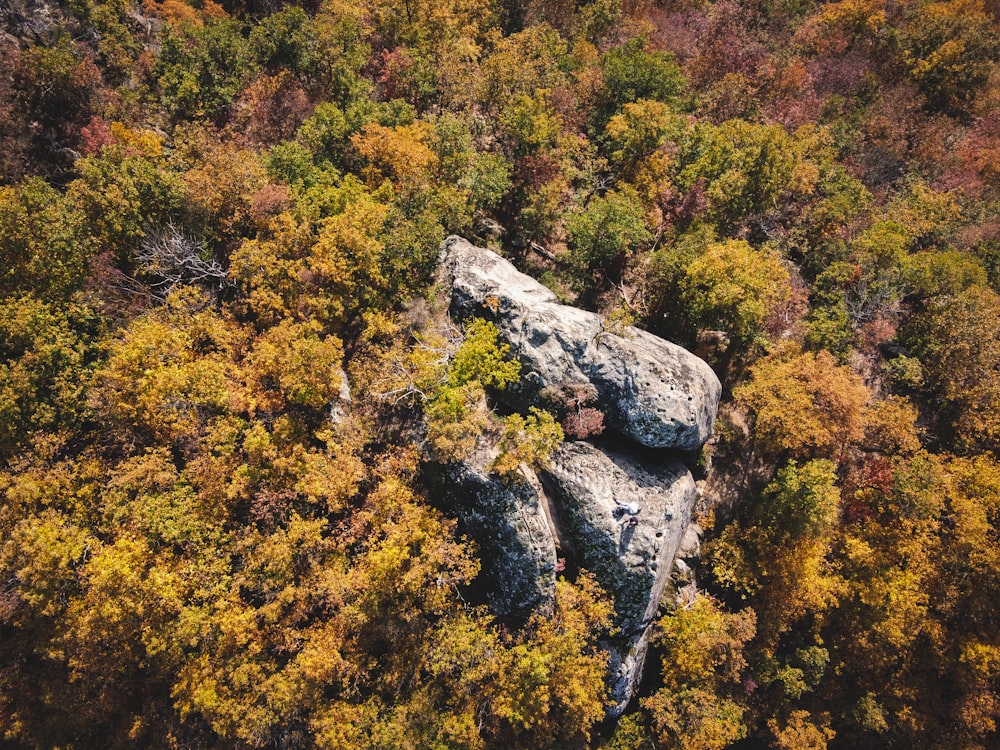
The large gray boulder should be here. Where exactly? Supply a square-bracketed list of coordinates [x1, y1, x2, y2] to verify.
[436, 461, 558, 623]
[440, 236, 721, 451]
[540, 440, 696, 712]
[434, 236, 721, 716]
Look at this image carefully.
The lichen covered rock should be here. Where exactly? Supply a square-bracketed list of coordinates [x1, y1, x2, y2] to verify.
[541, 441, 696, 633]
[435, 236, 721, 716]
[540, 440, 697, 712]
[437, 462, 558, 623]
[440, 235, 721, 451]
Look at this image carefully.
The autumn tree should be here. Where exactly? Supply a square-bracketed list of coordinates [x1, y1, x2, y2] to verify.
[68, 124, 182, 265]
[709, 460, 844, 632]
[680, 238, 791, 350]
[0, 295, 98, 459]
[734, 346, 869, 462]
[491, 574, 612, 749]
[491, 407, 564, 475]
[899, 0, 999, 115]
[0, 36, 103, 181]
[90, 287, 244, 445]
[643, 595, 756, 750]
[904, 284, 1000, 453]
[0, 178, 91, 301]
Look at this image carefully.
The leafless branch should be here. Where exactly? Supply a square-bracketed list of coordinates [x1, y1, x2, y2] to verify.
[135, 223, 232, 301]
[371, 319, 467, 405]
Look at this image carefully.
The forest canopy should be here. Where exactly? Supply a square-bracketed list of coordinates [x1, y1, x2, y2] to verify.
[2, 0, 1000, 748]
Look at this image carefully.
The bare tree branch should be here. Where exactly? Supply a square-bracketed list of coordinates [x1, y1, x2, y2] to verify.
[135, 224, 232, 301]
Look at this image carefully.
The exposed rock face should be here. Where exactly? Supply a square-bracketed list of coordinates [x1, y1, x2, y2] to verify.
[542, 442, 696, 634]
[440, 235, 721, 451]
[541, 441, 696, 712]
[329, 367, 352, 423]
[436, 461, 558, 623]
[436, 236, 721, 716]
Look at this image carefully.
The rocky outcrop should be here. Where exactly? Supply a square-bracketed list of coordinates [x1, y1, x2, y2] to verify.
[435, 460, 558, 623]
[440, 235, 721, 451]
[541, 442, 696, 633]
[541, 441, 696, 712]
[436, 236, 721, 716]
[329, 367, 352, 423]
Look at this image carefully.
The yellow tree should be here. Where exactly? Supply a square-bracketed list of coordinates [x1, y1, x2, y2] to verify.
[643, 595, 756, 750]
[735, 345, 869, 462]
[905, 285, 1000, 454]
[681, 239, 791, 349]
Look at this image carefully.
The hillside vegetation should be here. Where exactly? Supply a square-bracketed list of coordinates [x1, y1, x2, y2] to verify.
[2, 0, 1000, 747]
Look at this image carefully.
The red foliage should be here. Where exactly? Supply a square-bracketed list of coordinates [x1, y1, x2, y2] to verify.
[764, 60, 825, 128]
[231, 72, 312, 147]
[659, 177, 708, 228]
[513, 153, 562, 190]
[763, 270, 810, 340]
[807, 51, 872, 99]
[84, 251, 154, 319]
[842, 458, 895, 523]
[377, 47, 415, 102]
[857, 315, 899, 354]
[79, 116, 115, 155]
[563, 407, 605, 439]
[250, 183, 293, 227]
[0, 39, 105, 181]
[646, 7, 706, 65]
[249, 488, 298, 529]
[936, 114, 1000, 198]
[686, 0, 769, 89]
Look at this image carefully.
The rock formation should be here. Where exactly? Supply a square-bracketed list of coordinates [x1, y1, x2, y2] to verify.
[540, 441, 697, 713]
[436, 236, 721, 714]
[436, 458, 558, 623]
[440, 235, 721, 451]
[329, 367, 352, 423]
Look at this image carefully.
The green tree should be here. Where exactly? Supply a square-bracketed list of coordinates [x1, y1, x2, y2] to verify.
[68, 125, 182, 263]
[0, 178, 91, 301]
[424, 318, 521, 463]
[156, 18, 258, 119]
[566, 186, 651, 280]
[603, 98, 688, 179]
[593, 38, 688, 130]
[249, 6, 319, 81]
[680, 239, 791, 348]
[676, 119, 814, 229]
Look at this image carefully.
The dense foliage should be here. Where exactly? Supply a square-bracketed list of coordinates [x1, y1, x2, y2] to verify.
[2, 0, 1000, 747]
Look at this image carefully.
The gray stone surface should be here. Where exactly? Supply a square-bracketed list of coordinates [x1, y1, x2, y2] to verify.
[541, 441, 696, 635]
[435, 236, 721, 717]
[440, 235, 722, 451]
[606, 634, 651, 717]
[540, 441, 697, 713]
[329, 367, 351, 423]
[439, 462, 557, 623]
